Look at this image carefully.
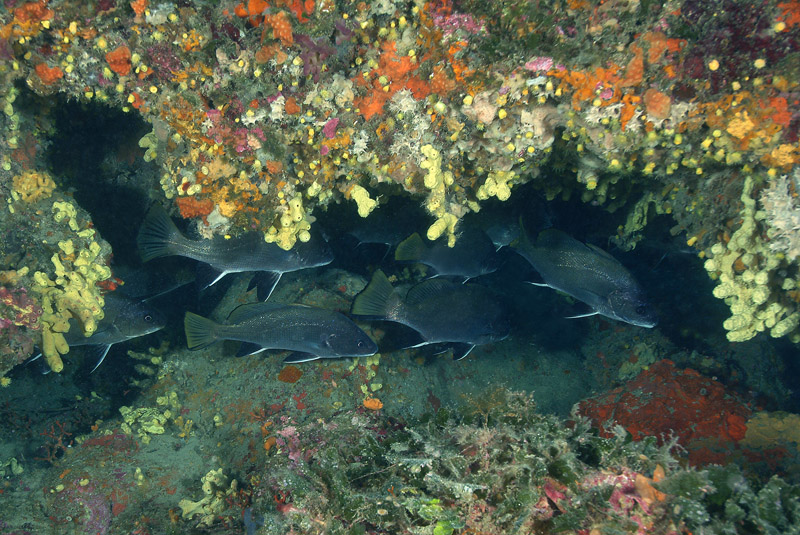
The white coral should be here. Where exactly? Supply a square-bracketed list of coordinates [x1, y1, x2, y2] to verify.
[760, 170, 800, 261]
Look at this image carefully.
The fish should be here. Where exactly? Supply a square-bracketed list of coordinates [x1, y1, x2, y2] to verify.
[513, 226, 658, 327]
[113, 261, 195, 301]
[485, 221, 520, 251]
[31, 293, 166, 372]
[351, 270, 510, 360]
[394, 226, 499, 281]
[137, 206, 334, 300]
[184, 302, 378, 363]
[348, 211, 415, 248]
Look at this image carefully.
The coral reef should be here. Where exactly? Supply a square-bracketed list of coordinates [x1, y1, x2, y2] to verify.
[1, 184, 114, 374]
[239, 388, 800, 534]
[0, 0, 798, 341]
[0, 282, 40, 378]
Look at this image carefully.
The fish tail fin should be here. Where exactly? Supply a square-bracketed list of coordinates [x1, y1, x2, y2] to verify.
[351, 270, 400, 320]
[137, 206, 185, 262]
[184, 311, 220, 350]
[394, 233, 427, 263]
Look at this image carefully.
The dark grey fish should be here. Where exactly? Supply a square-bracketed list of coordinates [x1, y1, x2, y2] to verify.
[58, 294, 166, 372]
[351, 270, 510, 360]
[184, 302, 377, 363]
[137, 206, 333, 299]
[485, 222, 520, 251]
[344, 197, 420, 247]
[513, 227, 657, 327]
[114, 262, 195, 301]
[394, 227, 499, 280]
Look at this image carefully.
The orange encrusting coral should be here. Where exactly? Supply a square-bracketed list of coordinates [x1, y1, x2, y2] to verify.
[619, 44, 644, 87]
[284, 96, 301, 115]
[34, 63, 63, 85]
[353, 41, 430, 120]
[619, 94, 641, 131]
[363, 397, 383, 411]
[551, 65, 621, 110]
[266, 10, 293, 46]
[277, 365, 303, 383]
[13, 1, 53, 25]
[235, 0, 269, 26]
[777, 1, 800, 28]
[643, 88, 671, 120]
[105, 45, 132, 76]
[175, 196, 214, 219]
[578, 360, 751, 466]
[130, 0, 148, 18]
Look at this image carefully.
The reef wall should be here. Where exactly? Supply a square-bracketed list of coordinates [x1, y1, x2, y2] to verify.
[1, 0, 799, 378]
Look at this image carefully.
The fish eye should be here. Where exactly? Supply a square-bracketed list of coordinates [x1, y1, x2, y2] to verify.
[635, 306, 647, 316]
[357, 340, 364, 348]
[144, 314, 153, 322]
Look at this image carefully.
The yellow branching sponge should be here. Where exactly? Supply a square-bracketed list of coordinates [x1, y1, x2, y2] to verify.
[264, 194, 313, 250]
[476, 170, 516, 202]
[420, 144, 460, 247]
[30, 200, 112, 372]
[179, 468, 239, 528]
[11, 170, 56, 203]
[703, 175, 800, 342]
[349, 184, 378, 218]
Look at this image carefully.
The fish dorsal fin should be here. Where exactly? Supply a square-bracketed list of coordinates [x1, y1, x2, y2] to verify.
[404, 278, 458, 306]
[584, 242, 620, 262]
[538, 229, 617, 262]
[227, 302, 289, 324]
[535, 228, 580, 249]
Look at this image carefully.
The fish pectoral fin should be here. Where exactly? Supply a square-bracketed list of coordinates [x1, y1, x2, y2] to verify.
[564, 310, 600, 319]
[25, 350, 51, 375]
[235, 342, 267, 358]
[427, 343, 453, 355]
[195, 263, 228, 290]
[451, 343, 476, 361]
[283, 352, 320, 364]
[89, 344, 113, 373]
[249, 271, 282, 301]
